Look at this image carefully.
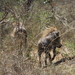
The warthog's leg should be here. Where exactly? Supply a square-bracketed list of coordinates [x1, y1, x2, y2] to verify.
[18, 42, 23, 56]
[51, 47, 56, 61]
[38, 50, 42, 67]
[25, 38, 27, 47]
[45, 53, 48, 66]
[48, 52, 52, 64]
[45, 52, 52, 67]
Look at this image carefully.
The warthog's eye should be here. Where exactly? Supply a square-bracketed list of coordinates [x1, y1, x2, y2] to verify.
[57, 37, 60, 39]
[54, 37, 60, 44]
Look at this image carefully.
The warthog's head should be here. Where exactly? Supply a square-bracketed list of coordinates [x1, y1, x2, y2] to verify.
[54, 37, 62, 48]
[52, 31, 62, 48]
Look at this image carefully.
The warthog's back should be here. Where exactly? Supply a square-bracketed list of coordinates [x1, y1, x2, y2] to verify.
[42, 27, 57, 38]
[14, 28, 27, 44]
[15, 29, 27, 39]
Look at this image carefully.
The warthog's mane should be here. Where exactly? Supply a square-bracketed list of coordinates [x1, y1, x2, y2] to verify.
[42, 27, 57, 38]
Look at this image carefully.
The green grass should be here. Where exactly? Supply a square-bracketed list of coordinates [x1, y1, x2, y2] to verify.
[65, 41, 75, 50]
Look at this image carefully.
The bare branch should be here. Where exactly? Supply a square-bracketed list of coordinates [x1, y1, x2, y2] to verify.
[0, 6, 8, 23]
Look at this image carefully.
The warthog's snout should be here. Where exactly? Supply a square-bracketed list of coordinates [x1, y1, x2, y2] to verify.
[57, 44, 62, 48]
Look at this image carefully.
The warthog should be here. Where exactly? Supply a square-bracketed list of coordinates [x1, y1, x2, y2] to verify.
[38, 27, 62, 67]
[12, 22, 27, 50]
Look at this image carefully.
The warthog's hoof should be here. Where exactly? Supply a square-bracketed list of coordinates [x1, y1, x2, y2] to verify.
[43, 65, 47, 68]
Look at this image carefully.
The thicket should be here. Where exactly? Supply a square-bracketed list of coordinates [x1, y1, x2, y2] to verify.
[0, 0, 75, 75]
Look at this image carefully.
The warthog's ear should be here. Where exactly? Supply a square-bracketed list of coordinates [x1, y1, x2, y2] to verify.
[54, 31, 60, 38]
[56, 31, 59, 36]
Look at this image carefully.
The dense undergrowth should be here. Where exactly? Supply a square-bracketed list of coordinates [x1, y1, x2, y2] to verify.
[0, 0, 75, 75]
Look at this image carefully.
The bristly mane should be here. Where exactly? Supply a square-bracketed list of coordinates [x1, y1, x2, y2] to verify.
[42, 27, 57, 38]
